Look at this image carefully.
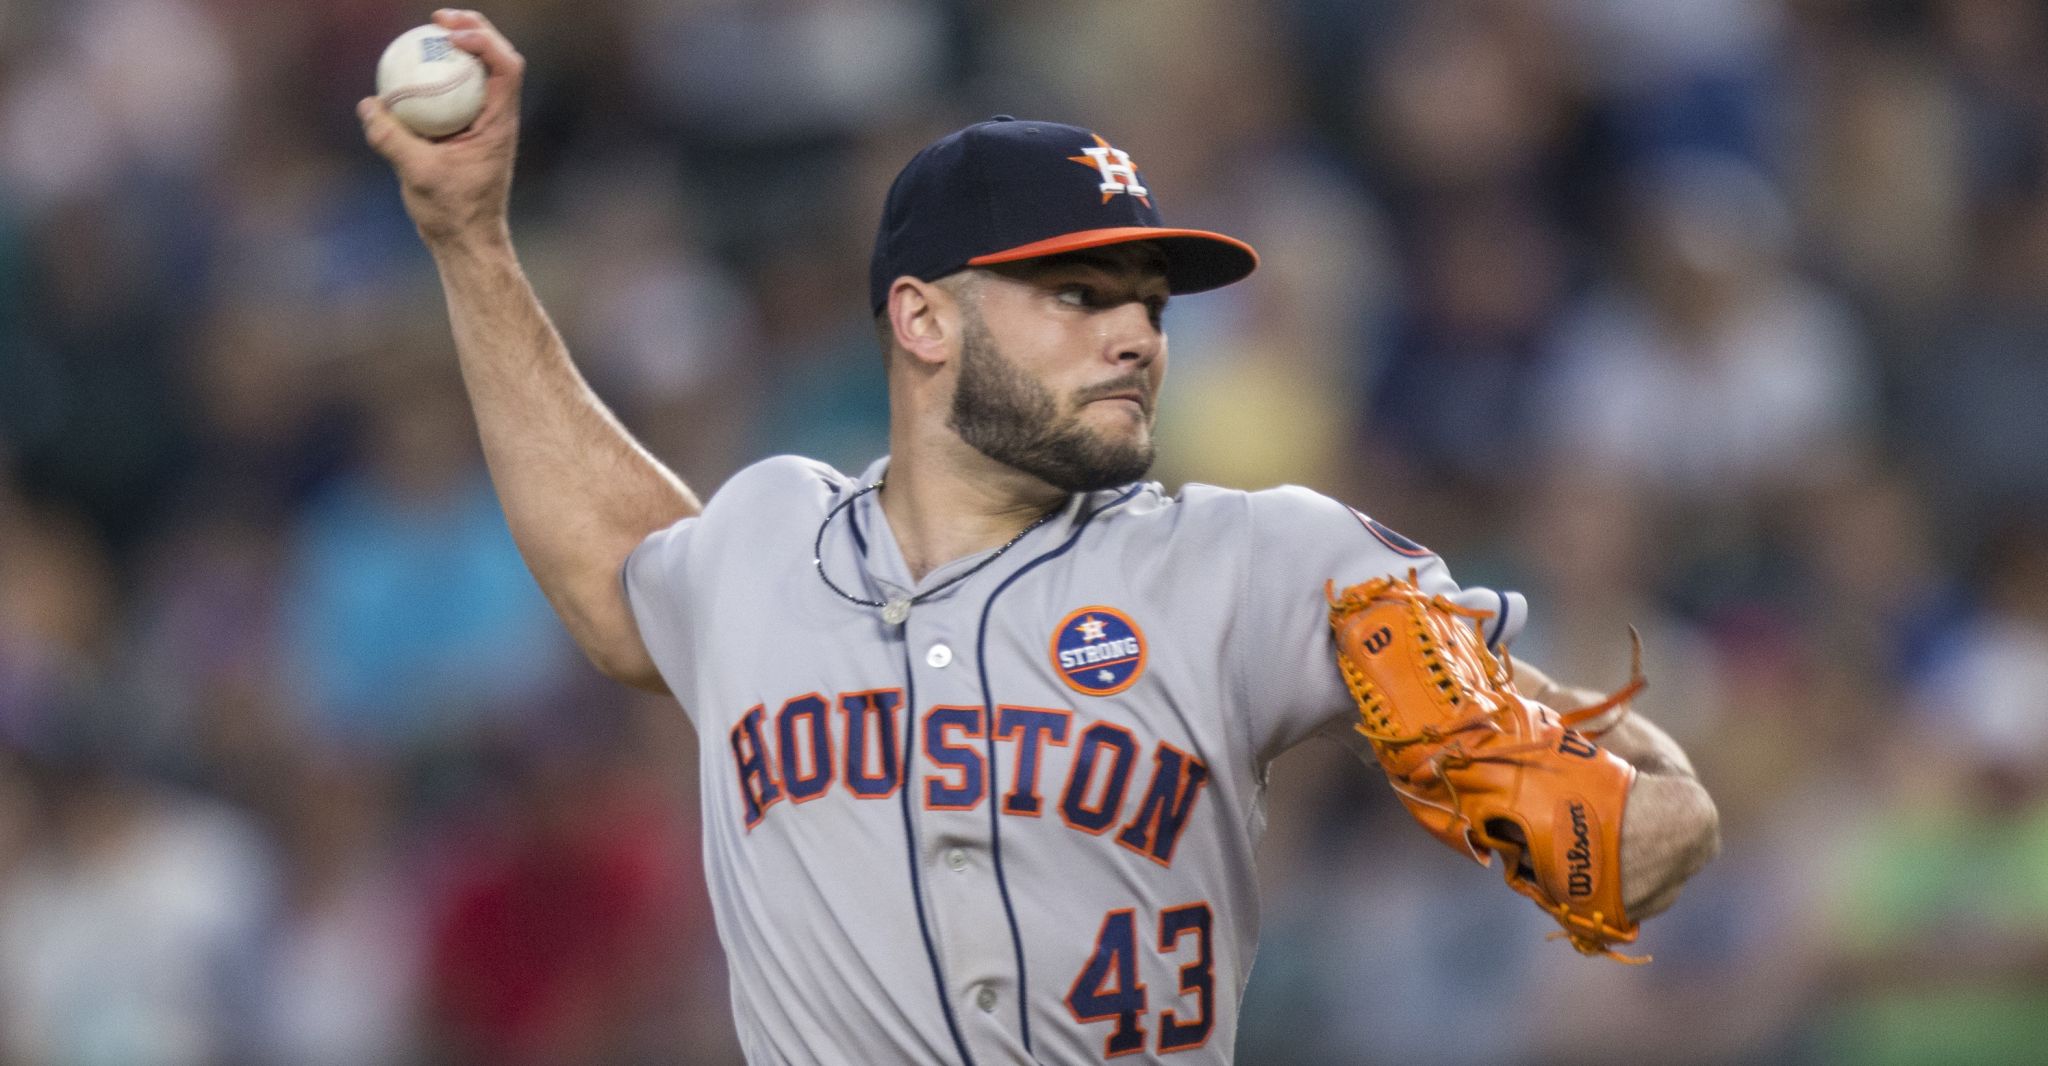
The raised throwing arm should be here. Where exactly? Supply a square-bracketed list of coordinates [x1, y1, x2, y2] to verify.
[358, 9, 695, 692]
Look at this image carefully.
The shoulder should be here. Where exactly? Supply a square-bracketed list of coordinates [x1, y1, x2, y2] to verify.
[1096, 480, 1324, 526]
[1106, 481, 1428, 550]
[1107, 480, 1458, 600]
[626, 455, 851, 605]
[635, 455, 851, 566]
[716, 453, 853, 498]
[1081, 480, 1253, 549]
[700, 454, 855, 522]
[1084, 481, 1435, 574]
[1243, 484, 1439, 561]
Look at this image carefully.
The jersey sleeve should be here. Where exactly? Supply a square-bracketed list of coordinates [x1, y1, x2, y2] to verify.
[622, 512, 702, 715]
[1231, 485, 1528, 766]
[621, 454, 847, 720]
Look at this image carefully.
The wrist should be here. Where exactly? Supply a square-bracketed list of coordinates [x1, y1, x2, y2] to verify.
[425, 219, 516, 265]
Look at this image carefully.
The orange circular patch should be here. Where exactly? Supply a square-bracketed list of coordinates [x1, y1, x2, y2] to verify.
[1049, 606, 1147, 697]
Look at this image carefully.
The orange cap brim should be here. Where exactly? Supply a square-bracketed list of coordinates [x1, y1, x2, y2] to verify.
[966, 226, 1260, 293]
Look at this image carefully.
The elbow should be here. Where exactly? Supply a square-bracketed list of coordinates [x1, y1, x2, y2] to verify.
[553, 577, 670, 695]
[585, 640, 670, 695]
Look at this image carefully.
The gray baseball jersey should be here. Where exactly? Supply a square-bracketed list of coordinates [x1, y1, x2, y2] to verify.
[623, 454, 1526, 1065]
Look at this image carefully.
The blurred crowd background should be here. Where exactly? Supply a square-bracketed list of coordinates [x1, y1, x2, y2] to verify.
[3, 0, 2047, 1062]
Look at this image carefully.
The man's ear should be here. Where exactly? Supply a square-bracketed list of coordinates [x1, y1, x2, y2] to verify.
[885, 276, 957, 368]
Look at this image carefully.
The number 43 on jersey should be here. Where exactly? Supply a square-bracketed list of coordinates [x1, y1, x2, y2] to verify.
[1067, 902, 1214, 1057]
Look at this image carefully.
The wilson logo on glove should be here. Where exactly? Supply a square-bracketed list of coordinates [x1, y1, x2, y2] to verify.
[1566, 801, 1594, 898]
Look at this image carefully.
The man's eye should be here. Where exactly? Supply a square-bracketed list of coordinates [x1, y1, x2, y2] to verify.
[1056, 285, 1094, 307]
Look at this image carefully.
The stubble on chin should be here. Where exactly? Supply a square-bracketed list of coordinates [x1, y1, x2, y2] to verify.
[947, 313, 1155, 493]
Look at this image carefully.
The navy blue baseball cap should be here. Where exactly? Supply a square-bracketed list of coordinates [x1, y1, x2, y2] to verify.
[869, 117, 1259, 313]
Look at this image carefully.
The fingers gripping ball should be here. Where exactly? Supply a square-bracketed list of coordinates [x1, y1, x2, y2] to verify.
[1326, 572, 1648, 961]
[376, 24, 486, 138]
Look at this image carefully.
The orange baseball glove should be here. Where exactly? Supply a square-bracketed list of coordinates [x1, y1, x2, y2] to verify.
[1327, 572, 1647, 961]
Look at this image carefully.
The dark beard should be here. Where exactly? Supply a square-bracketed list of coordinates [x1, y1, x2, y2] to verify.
[947, 310, 1155, 493]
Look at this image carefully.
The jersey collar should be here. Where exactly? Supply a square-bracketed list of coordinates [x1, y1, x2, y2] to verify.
[845, 455, 1120, 606]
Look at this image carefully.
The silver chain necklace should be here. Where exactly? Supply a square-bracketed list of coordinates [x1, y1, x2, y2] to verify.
[813, 480, 1061, 625]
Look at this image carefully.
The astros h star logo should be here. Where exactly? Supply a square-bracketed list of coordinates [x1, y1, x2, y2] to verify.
[1069, 134, 1152, 206]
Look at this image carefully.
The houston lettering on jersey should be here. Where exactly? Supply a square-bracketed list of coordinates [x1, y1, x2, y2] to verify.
[728, 692, 1210, 868]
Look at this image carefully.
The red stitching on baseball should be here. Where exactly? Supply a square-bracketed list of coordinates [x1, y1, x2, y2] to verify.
[380, 64, 480, 107]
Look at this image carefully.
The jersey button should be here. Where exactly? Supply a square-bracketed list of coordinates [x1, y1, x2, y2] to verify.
[926, 643, 953, 668]
[946, 848, 968, 872]
[975, 985, 998, 1012]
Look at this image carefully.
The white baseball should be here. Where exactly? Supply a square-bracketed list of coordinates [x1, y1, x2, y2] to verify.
[376, 25, 487, 139]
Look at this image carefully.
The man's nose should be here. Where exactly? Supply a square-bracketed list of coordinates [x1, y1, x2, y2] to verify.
[1101, 301, 1162, 365]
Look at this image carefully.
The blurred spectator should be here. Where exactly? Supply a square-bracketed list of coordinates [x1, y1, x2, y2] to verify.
[0, 0, 235, 212]
[1366, 195, 1574, 486]
[1788, 466, 1970, 689]
[1535, 154, 1875, 502]
[279, 361, 574, 749]
[1502, 472, 1724, 734]
[1813, 501, 2048, 1066]
[1933, 0, 2048, 204]
[1359, 0, 1590, 201]
[421, 727, 705, 1065]
[1155, 149, 1386, 493]
[0, 192, 199, 549]
[1812, 731, 2048, 1066]
[540, 157, 757, 406]
[627, 0, 948, 258]
[1908, 185, 2048, 529]
[0, 764, 274, 1065]
[1913, 513, 2048, 763]
[249, 754, 423, 1065]
[534, 154, 764, 483]
[1561, 0, 1780, 160]
[0, 500, 130, 757]
[1792, 14, 1970, 333]
[738, 242, 891, 473]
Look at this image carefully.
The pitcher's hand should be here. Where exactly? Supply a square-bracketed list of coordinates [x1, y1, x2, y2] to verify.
[359, 9, 523, 248]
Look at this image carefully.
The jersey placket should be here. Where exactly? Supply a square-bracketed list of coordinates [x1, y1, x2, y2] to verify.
[900, 596, 1030, 1062]
[853, 485, 1076, 1064]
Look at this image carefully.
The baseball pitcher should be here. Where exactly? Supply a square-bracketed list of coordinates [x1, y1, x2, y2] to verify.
[360, 11, 1719, 1063]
